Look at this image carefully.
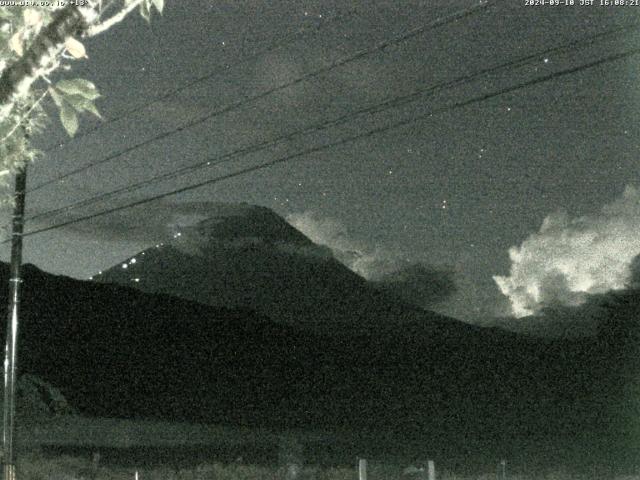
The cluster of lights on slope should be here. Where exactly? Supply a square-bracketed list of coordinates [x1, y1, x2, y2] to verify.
[89, 232, 183, 282]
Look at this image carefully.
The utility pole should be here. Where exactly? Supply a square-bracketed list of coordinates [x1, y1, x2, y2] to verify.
[2, 163, 27, 480]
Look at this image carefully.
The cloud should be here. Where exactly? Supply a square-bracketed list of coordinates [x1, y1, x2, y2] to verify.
[494, 185, 640, 317]
[506, 270, 640, 338]
[286, 211, 399, 279]
[36, 200, 232, 243]
[628, 254, 640, 287]
[371, 263, 458, 308]
[287, 210, 459, 309]
[288, 211, 512, 318]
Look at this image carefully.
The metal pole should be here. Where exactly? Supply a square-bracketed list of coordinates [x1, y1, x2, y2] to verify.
[498, 459, 506, 480]
[2, 165, 27, 480]
[427, 460, 435, 480]
[358, 458, 367, 480]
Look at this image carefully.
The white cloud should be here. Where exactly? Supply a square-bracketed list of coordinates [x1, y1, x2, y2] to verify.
[494, 185, 640, 317]
[286, 211, 398, 279]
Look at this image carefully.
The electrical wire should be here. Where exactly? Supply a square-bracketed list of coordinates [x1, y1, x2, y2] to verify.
[17, 45, 639, 241]
[26, 22, 638, 223]
[29, 0, 495, 193]
[40, 6, 357, 153]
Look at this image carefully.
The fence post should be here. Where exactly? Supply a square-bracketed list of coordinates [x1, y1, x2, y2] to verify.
[279, 436, 302, 480]
[90, 452, 100, 480]
[498, 459, 506, 480]
[358, 458, 367, 480]
[427, 460, 435, 480]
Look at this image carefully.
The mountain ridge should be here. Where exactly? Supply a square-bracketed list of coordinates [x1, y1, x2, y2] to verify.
[0, 261, 637, 470]
[92, 204, 486, 338]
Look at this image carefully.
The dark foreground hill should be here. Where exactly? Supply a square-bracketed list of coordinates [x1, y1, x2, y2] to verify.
[0, 263, 638, 472]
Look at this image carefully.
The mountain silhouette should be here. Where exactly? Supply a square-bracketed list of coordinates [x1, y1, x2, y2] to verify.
[0, 262, 635, 471]
[93, 203, 473, 338]
[0, 205, 636, 472]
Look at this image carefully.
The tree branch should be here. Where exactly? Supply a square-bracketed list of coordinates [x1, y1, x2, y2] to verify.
[0, 2, 100, 123]
[87, 0, 144, 37]
[0, 89, 49, 144]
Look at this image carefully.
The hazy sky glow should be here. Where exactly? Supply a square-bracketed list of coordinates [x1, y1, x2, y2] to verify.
[1, 1, 639, 322]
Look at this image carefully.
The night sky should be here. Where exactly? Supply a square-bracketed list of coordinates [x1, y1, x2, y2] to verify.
[2, 0, 640, 322]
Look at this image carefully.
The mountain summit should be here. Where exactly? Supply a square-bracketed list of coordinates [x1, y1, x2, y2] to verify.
[181, 203, 315, 246]
[92, 203, 468, 336]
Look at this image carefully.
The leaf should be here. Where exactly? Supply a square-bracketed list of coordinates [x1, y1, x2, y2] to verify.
[9, 31, 23, 57]
[140, 0, 151, 22]
[64, 94, 102, 119]
[151, 0, 164, 14]
[65, 36, 87, 59]
[48, 87, 64, 108]
[59, 103, 78, 137]
[23, 9, 42, 27]
[55, 79, 100, 100]
[82, 101, 102, 119]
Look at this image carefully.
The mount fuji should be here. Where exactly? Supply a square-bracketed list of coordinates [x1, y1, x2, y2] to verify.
[92, 203, 475, 338]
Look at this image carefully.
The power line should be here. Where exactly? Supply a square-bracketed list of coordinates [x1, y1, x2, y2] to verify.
[17, 46, 640, 241]
[29, 0, 495, 193]
[26, 23, 638, 223]
[41, 7, 356, 153]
